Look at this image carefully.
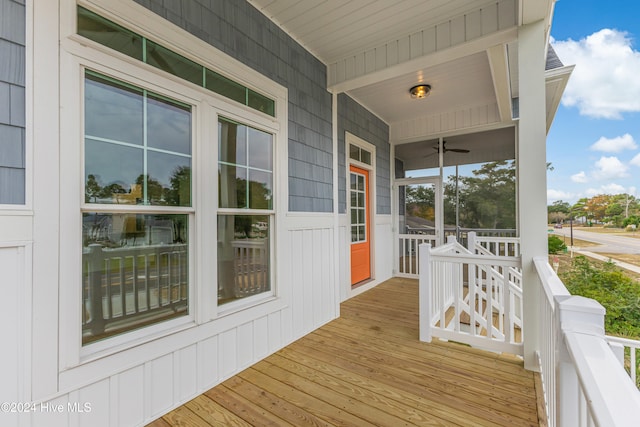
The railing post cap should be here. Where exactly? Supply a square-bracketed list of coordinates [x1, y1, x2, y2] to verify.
[558, 295, 606, 336]
[558, 295, 605, 316]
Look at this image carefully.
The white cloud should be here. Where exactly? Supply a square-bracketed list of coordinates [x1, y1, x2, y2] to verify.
[586, 183, 627, 196]
[631, 153, 640, 167]
[553, 29, 640, 119]
[593, 156, 628, 179]
[590, 133, 637, 152]
[571, 171, 588, 183]
[547, 189, 575, 203]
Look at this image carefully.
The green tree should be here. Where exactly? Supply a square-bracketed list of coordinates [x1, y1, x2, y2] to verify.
[406, 185, 436, 222]
[165, 166, 191, 206]
[560, 256, 640, 338]
[85, 174, 102, 203]
[548, 200, 571, 215]
[455, 161, 515, 229]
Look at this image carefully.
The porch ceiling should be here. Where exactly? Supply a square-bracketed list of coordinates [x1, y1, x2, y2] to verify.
[394, 126, 516, 171]
[248, 0, 565, 148]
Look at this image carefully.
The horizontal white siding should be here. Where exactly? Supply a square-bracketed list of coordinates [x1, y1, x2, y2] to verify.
[390, 102, 501, 143]
[328, 0, 517, 88]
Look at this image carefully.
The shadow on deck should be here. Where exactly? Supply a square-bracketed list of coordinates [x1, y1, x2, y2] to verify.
[148, 278, 543, 426]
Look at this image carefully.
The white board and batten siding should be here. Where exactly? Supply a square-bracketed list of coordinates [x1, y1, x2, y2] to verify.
[19, 214, 339, 427]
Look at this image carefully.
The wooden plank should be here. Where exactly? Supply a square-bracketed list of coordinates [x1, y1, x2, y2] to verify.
[150, 278, 541, 426]
[292, 335, 537, 425]
[183, 395, 252, 426]
[239, 368, 373, 427]
[203, 384, 295, 427]
[215, 377, 328, 427]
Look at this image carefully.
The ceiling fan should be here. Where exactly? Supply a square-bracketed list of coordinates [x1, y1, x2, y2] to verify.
[425, 141, 470, 157]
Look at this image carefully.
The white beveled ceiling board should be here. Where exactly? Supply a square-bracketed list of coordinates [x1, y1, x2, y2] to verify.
[247, 0, 507, 65]
[346, 51, 496, 124]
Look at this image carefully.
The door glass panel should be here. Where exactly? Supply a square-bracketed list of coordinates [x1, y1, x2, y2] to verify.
[350, 171, 367, 243]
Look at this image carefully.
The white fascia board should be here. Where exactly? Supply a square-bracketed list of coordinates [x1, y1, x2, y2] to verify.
[545, 64, 574, 133]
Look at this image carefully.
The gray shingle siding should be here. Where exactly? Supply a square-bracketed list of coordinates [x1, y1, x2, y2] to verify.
[337, 94, 391, 215]
[0, 0, 26, 204]
[135, 0, 334, 212]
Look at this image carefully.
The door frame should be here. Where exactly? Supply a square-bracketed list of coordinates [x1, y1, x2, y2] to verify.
[345, 132, 376, 288]
[393, 176, 443, 277]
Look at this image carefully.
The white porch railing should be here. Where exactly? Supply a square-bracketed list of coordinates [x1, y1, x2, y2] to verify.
[419, 237, 523, 355]
[533, 257, 640, 427]
[606, 336, 640, 388]
[397, 234, 438, 277]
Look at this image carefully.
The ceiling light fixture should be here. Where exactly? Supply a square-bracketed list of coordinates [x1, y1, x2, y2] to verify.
[409, 84, 431, 99]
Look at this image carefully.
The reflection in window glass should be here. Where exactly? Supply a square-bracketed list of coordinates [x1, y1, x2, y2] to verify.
[85, 73, 143, 145]
[217, 215, 270, 304]
[147, 94, 192, 154]
[350, 171, 367, 243]
[218, 118, 273, 210]
[81, 213, 188, 344]
[206, 69, 246, 104]
[146, 40, 203, 86]
[77, 6, 143, 61]
[218, 164, 247, 209]
[85, 139, 143, 204]
[84, 71, 192, 207]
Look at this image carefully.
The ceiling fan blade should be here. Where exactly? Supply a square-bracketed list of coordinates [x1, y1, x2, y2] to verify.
[448, 148, 470, 153]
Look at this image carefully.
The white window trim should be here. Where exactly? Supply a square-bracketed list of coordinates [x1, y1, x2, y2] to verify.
[58, 0, 289, 376]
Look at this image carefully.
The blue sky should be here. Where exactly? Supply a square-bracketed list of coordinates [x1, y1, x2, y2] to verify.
[547, 0, 640, 204]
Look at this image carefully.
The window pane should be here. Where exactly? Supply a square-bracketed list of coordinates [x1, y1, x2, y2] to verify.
[78, 7, 143, 61]
[358, 208, 365, 224]
[349, 144, 359, 161]
[361, 149, 371, 165]
[85, 139, 143, 204]
[350, 208, 357, 225]
[357, 192, 364, 207]
[147, 151, 191, 206]
[206, 69, 246, 104]
[351, 226, 358, 242]
[247, 127, 273, 171]
[85, 73, 143, 145]
[358, 226, 365, 241]
[219, 119, 247, 166]
[350, 191, 357, 207]
[147, 94, 191, 154]
[350, 173, 356, 190]
[357, 175, 364, 191]
[247, 89, 275, 116]
[146, 40, 203, 86]
[218, 215, 270, 304]
[248, 170, 272, 209]
[82, 213, 189, 345]
[218, 164, 247, 209]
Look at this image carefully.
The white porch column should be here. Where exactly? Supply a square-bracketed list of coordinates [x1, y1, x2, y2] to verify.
[518, 19, 548, 371]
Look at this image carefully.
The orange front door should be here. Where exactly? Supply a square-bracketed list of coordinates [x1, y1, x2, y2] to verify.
[350, 165, 370, 285]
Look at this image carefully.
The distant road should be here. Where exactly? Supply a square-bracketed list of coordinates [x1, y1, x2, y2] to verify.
[552, 227, 640, 254]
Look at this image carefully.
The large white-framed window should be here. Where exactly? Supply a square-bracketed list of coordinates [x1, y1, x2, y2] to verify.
[58, 1, 287, 367]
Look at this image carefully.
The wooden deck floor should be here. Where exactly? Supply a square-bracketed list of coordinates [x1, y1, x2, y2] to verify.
[148, 278, 543, 426]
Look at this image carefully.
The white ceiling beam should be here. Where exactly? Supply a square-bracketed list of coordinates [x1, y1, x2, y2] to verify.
[487, 44, 512, 122]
